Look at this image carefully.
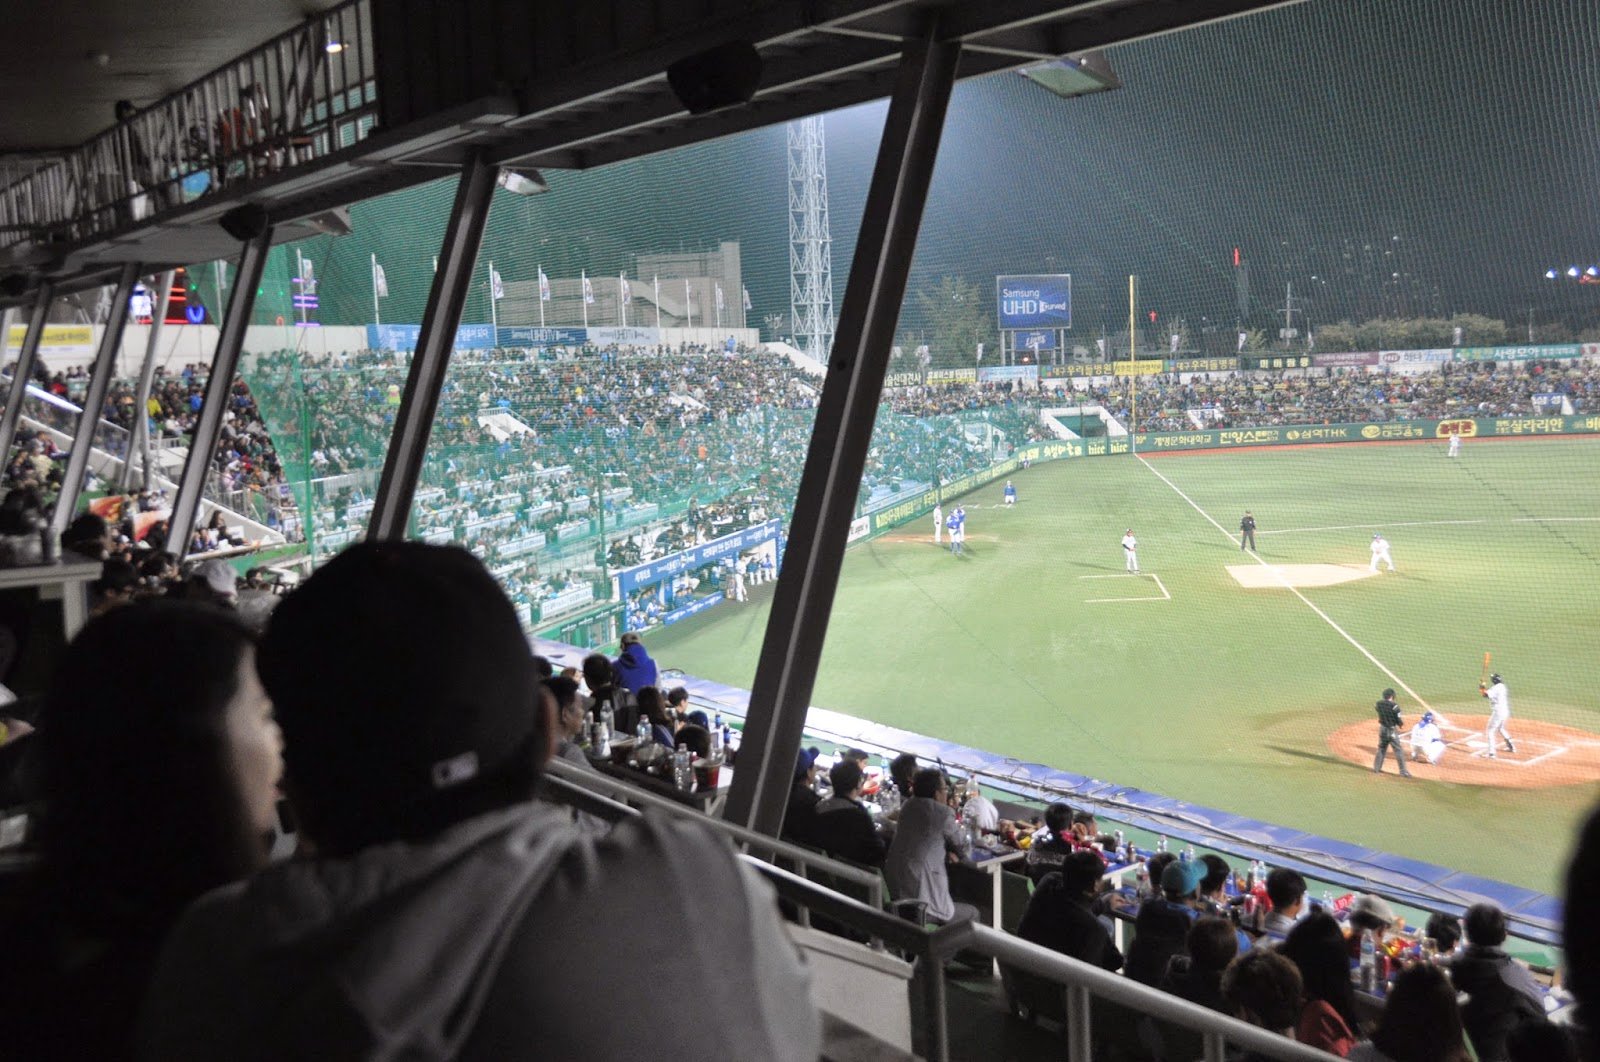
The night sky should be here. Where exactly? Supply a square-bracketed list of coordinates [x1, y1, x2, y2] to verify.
[276, 0, 1600, 339]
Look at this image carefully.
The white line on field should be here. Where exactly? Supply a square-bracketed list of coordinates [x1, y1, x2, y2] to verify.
[1081, 572, 1170, 603]
[1136, 454, 1433, 711]
[1084, 595, 1169, 604]
[1259, 515, 1600, 536]
[1520, 747, 1568, 768]
[1151, 573, 1171, 600]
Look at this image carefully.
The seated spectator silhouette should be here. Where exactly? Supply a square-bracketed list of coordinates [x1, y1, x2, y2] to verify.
[782, 745, 823, 849]
[582, 652, 638, 736]
[1347, 963, 1472, 1062]
[1425, 911, 1462, 957]
[812, 758, 887, 868]
[139, 542, 818, 1061]
[1263, 867, 1307, 936]
[1451, 903, 1547, 1061]
[1126, 858, 1203, 986]
[1221, 947, 1304, 1062]
[1024, 801, 1076, 884]
[1279, 911, 1360, 1056]
[0, 600, 280, 1062]
[613, 630, 658, 694]
[1566, 802, 1600, 1059]
[1156, 915, 1239, 1061]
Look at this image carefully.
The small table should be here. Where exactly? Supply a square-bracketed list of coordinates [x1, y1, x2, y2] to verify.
[968, 846, 1028, 974]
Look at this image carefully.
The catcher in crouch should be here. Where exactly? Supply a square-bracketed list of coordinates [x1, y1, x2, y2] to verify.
[1408, 710, 1452, 765]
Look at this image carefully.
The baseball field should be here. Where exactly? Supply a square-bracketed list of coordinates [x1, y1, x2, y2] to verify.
[650, 434, 1600, 895]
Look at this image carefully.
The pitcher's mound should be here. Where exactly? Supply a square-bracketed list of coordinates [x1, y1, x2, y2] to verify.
[1327, 715, 1600, 788]
[1229, 563, 1376, 589]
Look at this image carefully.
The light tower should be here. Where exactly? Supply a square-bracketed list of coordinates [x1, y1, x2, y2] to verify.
[788, 116, 836, 363]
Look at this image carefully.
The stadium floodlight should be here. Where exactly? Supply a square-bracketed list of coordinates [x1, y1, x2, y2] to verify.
[1568, 267, 1581, 277]
[497, 169, 550, 197]
[1588, 267, 1599, 277]
[1019, 51, 1121, 100]
[1545, 269, 1559, 279]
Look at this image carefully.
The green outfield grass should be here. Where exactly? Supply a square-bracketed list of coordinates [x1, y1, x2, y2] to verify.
[650, 436, 1600, 894]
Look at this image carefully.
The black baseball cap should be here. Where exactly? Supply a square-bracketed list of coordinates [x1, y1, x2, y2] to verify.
[258, 542, 541, 846]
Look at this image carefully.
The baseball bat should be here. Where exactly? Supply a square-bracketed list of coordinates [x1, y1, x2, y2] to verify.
[1481, 651, 1491, 687]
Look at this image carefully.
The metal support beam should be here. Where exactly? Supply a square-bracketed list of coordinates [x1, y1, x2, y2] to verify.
[367, 151, 498, 541]
[0, 283, 55, 469]
[724, 25, 959, 833]
[121, 270, 174, 492]
[168, 231, 272, 558]
[51, 263, 139, 535]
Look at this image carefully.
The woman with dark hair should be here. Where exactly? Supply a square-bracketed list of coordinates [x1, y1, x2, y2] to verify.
[637, 686, 675, 748]
[1280, 911, 1360, 1057]
[1348, 963, 1473, 1062]
[0, 600, 283, 1061]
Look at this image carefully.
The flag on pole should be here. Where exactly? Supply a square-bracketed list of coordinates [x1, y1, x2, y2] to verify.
[1170, 334, 1180, 355]
[741, 285, 752, 311]
[490, 267, 505, 301]
[582, 274, 595, 304]
[538, 267, 551, 302]
[1237, 331, 1248, 353]
[373, 261, 388, 298]
[1095, 337, 1107, 357]
[976, 342, 984, 362]
[300, 257, 315, 288]
[714, 283, 725, 312]
[620, 275, 632, 303]
[1306, 328, 1315, 350]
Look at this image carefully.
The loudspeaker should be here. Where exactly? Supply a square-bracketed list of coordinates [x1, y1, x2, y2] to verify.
[218, 203, 270, 241]
[667, 41, 762, 115]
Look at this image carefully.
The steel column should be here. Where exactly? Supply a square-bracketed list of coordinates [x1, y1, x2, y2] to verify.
[724, 25, 960, 833]
[0, 284, 56, 468]
[168, 230, 272, 557]
[120, 269, 174, 492]
[51, 263, 140, 534]
[367, 151, 498, 541]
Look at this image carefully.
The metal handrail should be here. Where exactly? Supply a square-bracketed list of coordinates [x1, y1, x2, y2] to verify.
[543, 756, 884, 911]
[541, 755, 1344, 1062]
[0, 0, 376, 251]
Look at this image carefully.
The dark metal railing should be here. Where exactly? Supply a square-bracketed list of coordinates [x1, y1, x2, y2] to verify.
[0, 0, 376, 250]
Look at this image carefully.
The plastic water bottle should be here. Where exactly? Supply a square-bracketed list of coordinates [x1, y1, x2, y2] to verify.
[673, 747, 693, 791]
[593, 714, 611, 758]
[636, 716, 653, 751]
[1157, 835, 1169, 854]
[709, 726, 724, 763]
[1321, 889, 1334, 911]
[580, 711, 595, 752]
[1113, 830, 1125, 856]
[1359, 929, 1377, 991]
[599, 701, 614, 747]
[1136, 863, 1151, 900]
[1182, 844, 1196, 864]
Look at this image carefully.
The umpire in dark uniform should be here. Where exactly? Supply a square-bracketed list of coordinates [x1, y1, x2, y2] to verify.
[1373, 688, 1412, 777]
[1239, 511, 1257, 551]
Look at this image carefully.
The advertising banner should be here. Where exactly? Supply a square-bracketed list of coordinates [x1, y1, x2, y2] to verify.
[978, 365, 1039, 384]
[367, 323, 498, 351]
[1113, 360, 1164, 376]
[1379, 349, 1453, 370]
[996, 274, 1072, 330]
[1456, 344, 1582, 362]
[1312, 351, 1380, 368]
[926, 367, 978, 384]
[1165, 357, 1239, 374]
[497, 325, 587, 347]
[660, 593, 724, 627]
[616, 519, 782, 595]
[586, 326, 661, 346]
[5, 324, 94, 355]
[1013, 329, 1057, 351]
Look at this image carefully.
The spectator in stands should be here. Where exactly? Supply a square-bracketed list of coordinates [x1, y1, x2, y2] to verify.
[812, 758, 886, 868]
[1221, 948, 1305, 1062]
[782, 746, 823, 849]
[1451, 903, 1546, 1061]
[90, 558, 139, 615]
[1347, 963, 1472, 1062]
[1025, 802, 1076, 884]
[613, 631, 658, 694]
[1565, 803, 1600, 1061]
[1156, 915, 1239, 1061]
[62, 513, 111, 562]
[140, 542, 819, 1060]
[1280, 911, 1360, 1056]
[185, 559, 238, 608]
[672, 723, 711, 760]
[637, 686, 675, 747]
[1018, 849, 1123, 971]
[1125, 857, 1204, 986]
[1425, 911, 1463, 956]
[547, 676, 591, 770]
[888, 752, 918, 801]
[582, 652, 639, 736]
[884, 767, 976, 925]
[1199, 853, 1255, 955]
[664, 685, 690, 722]
[1264, 867, 1307, 936]
[0, 601, 280, 1062]
[1347, 893, 1398, 959]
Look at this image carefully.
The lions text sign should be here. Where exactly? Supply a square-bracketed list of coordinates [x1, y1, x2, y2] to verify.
[997, 274, 1071, 330]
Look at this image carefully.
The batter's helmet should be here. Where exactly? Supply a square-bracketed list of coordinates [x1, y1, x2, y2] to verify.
[1420, 711, 1434, 726]
[1490, 673, 1502, 685]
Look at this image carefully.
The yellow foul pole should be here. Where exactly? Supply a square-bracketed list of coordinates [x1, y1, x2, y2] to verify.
[1128, 274, 1137, 452]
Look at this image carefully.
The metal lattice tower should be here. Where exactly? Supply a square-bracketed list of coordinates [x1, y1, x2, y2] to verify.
[788, 116, 836, 363]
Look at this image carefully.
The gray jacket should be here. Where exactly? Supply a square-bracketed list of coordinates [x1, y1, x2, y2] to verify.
[140, 803, 819, 1061]
[884, 796, 971, 922]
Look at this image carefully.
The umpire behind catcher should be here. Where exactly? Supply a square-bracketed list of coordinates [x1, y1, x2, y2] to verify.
[1373, 688, 1412, 777]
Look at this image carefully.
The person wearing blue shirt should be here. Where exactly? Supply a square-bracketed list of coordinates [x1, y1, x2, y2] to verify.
[613, 631, 658, 694]
[1003, 480, 1017, 506]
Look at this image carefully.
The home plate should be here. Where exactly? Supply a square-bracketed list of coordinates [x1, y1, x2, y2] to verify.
[1227, 563, 1378, 589]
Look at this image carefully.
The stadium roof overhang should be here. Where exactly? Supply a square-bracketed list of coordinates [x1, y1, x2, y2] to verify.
[1, 0, 1299, 296]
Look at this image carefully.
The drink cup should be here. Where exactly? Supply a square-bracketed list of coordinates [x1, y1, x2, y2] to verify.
[693, 758, 721, 790]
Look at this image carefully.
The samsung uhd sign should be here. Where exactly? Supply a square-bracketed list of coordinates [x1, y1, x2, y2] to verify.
[996, 274, 1072, 330]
